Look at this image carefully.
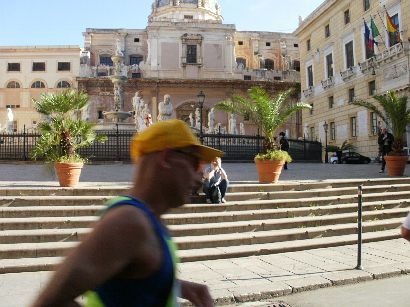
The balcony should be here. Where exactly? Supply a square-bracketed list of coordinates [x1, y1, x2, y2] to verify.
[340, 67, 355, 81]
[359, 57, 376, 73]
[375, 43, 404, 63]
[79, 64, 143, 78]
[303, 86, 314, 98]
[235, 67, 300, 82]
[321, 76, 335, 89]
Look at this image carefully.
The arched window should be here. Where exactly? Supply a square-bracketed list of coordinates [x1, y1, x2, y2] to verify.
[6, 81, 21, 88]
[236, 57, 247, 68]
[264, 59, 274, 70]
[57, 81, 71, 88]
[31, 81, 46, 88]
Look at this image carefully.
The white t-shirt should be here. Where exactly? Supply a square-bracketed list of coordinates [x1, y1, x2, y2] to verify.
[403, 212, 410, 230]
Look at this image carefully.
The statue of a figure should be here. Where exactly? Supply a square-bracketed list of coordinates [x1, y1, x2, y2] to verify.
[82, 104, 91, 121]
[121, 63, 128, 77]
[229, 113, 238, 134]
[132, 92, 146, 131]
[115, 37, 124, 56]
[189, 112, 194, 127]
[207, 108, 215, 133]
[6, 108, 14, 133]
[157, 94, 173, 121]
[195, 108, 201, 129]
[239, 122, 245, 135]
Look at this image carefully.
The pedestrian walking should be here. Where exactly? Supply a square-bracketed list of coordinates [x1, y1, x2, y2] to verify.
[378, 128, 394, 173]
[31, 119, 220, 307]
[279, 131, 290, 170]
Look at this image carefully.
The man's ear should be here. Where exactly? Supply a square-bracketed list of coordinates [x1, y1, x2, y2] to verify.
[158, 149, 173, 169]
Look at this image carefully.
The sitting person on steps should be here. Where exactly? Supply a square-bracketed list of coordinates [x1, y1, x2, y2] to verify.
[202, 157, 228, 203]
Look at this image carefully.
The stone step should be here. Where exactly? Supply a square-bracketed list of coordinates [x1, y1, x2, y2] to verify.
[0, 187, 129, 197]
[0, 228, 90, 244]
[0, 229, 400, 274]
[178, 228, 400, 262]
[0, 196, 111, 207]
[0, 205, 105, 218]
[0, 216, 97, 231]
[173, 191, 410, 213]
[164, 199, 410, 225]
[169, 207, 409, 236]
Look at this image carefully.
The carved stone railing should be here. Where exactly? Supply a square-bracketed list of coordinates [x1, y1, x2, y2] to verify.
[79, 64, 142, 78]
[340, 67, 355, 81]
[375, 42, 404, 63]
[302, 86, 314, 98]
[321, 76, 335, 89]
[359, 57, 376, 73]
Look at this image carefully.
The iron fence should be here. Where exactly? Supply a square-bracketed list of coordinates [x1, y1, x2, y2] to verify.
[0, 127, 322, 163]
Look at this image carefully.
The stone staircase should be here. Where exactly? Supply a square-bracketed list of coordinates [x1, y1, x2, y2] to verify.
[0, 177, 409, 274]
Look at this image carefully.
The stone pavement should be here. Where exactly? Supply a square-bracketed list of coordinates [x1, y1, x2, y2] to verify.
[0, 162, 409, 306]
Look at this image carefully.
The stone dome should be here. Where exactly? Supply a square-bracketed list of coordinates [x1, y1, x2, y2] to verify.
[150, 0, 222, 23]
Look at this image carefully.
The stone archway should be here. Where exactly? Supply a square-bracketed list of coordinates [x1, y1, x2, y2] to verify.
[176, 101, 208, 127]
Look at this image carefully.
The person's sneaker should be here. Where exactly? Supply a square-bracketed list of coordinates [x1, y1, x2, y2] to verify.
[221, 198, 226, 203]
[379, 169, 384, 173]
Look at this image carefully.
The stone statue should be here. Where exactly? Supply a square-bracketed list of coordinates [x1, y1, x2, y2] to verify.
[207, 108, 215, 133]
[189, 112, 194, 127]
[121, 63, 128, 77]
[239, 122, 245, 135]
[157, 94, 173, 121]
[82, 104, 91, 121]
[229, 113, 238, 134]
[132, 92, 146, 131]
[195, 108, 201, 129]
[6, 108, 14, 133]
[115, 37, 124, 56]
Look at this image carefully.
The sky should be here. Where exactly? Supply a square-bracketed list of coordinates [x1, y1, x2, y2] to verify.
[0, 0, 324, 46]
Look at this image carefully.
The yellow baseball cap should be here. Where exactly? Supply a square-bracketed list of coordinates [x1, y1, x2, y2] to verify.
[130, 119, 224, 162]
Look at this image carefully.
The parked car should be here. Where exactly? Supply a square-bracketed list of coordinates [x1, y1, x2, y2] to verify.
[330, 153, 338, 164]
[340, 152, 371, 164]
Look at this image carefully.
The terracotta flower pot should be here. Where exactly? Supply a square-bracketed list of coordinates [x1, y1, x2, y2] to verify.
[384, 155, 407, 176]
[54, 162, 84, 187]
[254, 158, 285, 183]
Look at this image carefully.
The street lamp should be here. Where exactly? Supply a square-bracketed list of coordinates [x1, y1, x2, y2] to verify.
[197, 90, 205, 144]
[323, 121, 329, 163]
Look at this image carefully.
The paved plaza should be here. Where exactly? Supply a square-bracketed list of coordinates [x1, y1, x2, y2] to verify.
[0, 161, 409, 306]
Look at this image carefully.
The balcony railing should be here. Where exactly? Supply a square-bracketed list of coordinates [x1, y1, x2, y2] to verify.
[321, 76, 335, 89]
[80, 64, 143, 78]
[359, 57, 376, 73]
[375, 42, 404, 63]
[340, 67, 355, 81]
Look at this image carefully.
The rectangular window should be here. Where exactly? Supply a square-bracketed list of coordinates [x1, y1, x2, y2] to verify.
[131, 72, 142, 79]
[326, 53, 333, 78]
[32, 62, 45, 71]
[307, 65, 313, 87]
[184, 15, 193, 19]
[130, 56, 143, 65]
[330, 122, 336, 140]
[368, 80, 376, 96]
[244, 75, 252, 80]
[307, 39, 311, 51]
[238, 41, 244, 46]
[7, 63, 20, 72]
[328, 96, 334, 109]
[363, 0, 370, 11]
[134, 38, 140, 43]
[325, 24, 330, 38]
[6, 104, 20, 108]
[100, 56, 113, 66]
[388, 13, 400, 47]
[57, 62, 71, 71]
[344, 10, 350, 24]
[345, 41, 354, 68]
[348, 88, 355, 103]
[266, 42, 271, 47]
[186, 45, 197, 64]
[310, 127, 315, 141]
[370, 112, 378, 135]
[98, 110, 104, 120]
[294, 43, 299, 48]
[310, 103, 314, 115]
[350, 117, 357, 137]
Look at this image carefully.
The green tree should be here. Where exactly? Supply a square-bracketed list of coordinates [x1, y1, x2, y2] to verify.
[31, 90, 106, 163]
[353, 91, 410, 154]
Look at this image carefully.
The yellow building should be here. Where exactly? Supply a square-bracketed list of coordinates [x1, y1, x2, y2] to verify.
[295, 0, 409, 159]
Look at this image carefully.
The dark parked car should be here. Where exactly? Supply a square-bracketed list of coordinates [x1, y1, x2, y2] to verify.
[340, 152, 371, 164]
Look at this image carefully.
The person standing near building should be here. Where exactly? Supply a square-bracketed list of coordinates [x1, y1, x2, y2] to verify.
[378, 128, 394, 173]
[31, 120, 220, 307]
[279, 131, 290, 170]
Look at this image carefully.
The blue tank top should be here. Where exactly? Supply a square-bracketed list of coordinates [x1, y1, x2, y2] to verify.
[84, 196, 179, 307]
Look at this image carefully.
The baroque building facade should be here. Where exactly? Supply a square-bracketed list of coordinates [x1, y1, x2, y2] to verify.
[0, 0, 302, 137]
[295, 0, 409, 159]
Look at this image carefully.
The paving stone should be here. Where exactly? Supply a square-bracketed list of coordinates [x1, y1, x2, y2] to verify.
[229, 281, 292, 303]
[363, 264, 402, 279]
[282, 275, 332, 293]
[321, 269, 373, 285]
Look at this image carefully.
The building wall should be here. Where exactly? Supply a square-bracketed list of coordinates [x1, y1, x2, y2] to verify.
[0, 46, 81, 130]
[295, 0, 410, 159]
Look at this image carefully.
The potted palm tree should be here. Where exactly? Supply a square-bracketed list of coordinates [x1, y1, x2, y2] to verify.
[31, 90, 106, 187]
[215, 86, 311, 183]
[353, 91, 410, 176]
